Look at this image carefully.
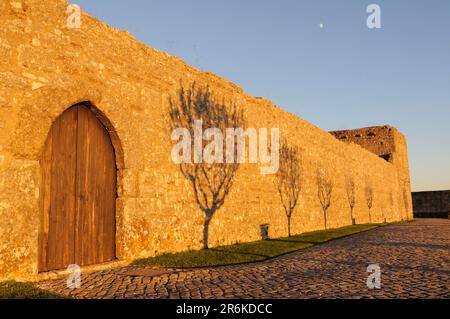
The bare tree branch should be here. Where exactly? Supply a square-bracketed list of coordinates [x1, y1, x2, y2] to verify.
[388, 190, 395, 222]
[168, 83, 245, 249]
[317, 168, 334, 229]
[365, 177, 374, 223]
[275, 138, 303, 237]
[345, 174, 356, 225]
[402, 181, 410, 220]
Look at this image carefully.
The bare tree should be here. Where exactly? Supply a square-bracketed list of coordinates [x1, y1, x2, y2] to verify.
[389, 190, 395, 216]
[168, 83, 245, 249]
[403, 183, 410, 220]
[381, 202, 386, 224]
[387, 190, 395, 223]
[317, 168, 334, 229]
[365, 178, 374, 223]
[345, 175, 356, 225]
[275, 139, 303, 237]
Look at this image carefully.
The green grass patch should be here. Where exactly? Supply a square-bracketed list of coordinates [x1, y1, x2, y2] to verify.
[132, 223, 383, 268]
[0, 281, 66, 299]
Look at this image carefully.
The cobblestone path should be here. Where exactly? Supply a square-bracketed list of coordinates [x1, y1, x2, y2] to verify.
[38, 219, 450, 299]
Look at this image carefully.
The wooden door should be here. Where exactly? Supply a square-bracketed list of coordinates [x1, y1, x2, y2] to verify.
[39, 105, 116, 272]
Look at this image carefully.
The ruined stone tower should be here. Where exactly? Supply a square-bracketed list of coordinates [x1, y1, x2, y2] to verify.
[331, 125, 413, 216]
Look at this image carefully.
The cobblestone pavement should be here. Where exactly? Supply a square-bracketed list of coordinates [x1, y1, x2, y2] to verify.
[38, 219, 450, 299]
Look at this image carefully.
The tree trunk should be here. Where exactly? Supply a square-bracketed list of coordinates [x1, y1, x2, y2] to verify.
[368, 209, 372, 223]
[350, 207, 354, 225]
[323, 209, 327, 229]
[287, 215, 292, 237]
[203, 214, 213, 250]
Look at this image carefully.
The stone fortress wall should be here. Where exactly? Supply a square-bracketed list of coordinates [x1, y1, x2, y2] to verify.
[0, 0, 413, 280]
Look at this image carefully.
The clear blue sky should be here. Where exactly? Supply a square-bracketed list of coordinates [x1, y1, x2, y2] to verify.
[74, 0, 450, 192]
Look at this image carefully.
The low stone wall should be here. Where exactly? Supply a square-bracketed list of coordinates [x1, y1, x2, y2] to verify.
[0, 0, 413, 280]
[413, 191, 450, 219]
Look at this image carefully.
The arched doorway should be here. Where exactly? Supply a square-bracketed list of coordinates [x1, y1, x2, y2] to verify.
[39, 104, 117, 272]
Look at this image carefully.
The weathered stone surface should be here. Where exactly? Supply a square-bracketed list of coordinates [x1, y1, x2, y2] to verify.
[0, 1, 413, 280]
[331, 126, 397, 160]
[413, 191, 450, 218]
[331, 125, 413, 222]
